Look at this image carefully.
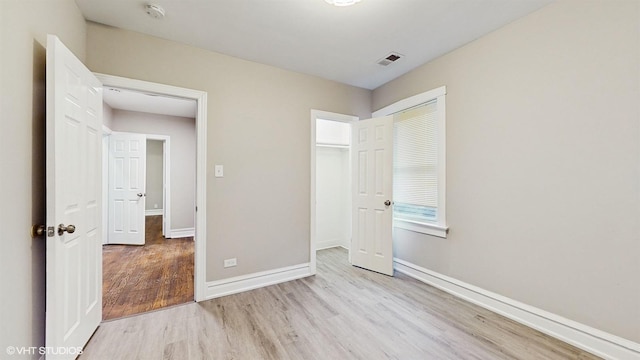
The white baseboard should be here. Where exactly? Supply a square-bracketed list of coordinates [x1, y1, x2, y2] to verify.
[316, 238, 348, 250]
[206, 263, 312, 299]
[393, 258, 640, 360]
[145, 209, 163, 216]
[169, 227, 194, 238]
[316, 244, 350, 251]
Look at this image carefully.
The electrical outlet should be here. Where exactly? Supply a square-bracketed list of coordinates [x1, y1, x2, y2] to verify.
[215, 165, 224, 177]
[154, 203, 158, 209]
[224, 258, 237, 268]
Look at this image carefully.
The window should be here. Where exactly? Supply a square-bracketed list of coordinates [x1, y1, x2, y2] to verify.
[373, 86, 447, 238]
[393, 101, 438, 222]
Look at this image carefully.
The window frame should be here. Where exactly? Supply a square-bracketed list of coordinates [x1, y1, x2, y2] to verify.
[373, 86, 448, 238]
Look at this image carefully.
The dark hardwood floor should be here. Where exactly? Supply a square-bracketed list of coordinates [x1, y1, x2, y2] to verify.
[102, 215, 194, 320]
[85, 247, 600, 359]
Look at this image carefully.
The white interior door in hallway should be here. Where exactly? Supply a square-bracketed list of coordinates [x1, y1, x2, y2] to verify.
[107, 132, 147, 245]
[46, 34, 103, 359]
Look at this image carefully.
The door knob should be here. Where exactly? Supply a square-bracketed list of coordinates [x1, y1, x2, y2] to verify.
[137, 193, 146, 198]
[58, 224, 76, 236]
[384, 200, 391, 206]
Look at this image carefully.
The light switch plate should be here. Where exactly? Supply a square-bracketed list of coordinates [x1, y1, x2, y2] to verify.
[215, 165, 224, 177]
[224, 258, 237, 268]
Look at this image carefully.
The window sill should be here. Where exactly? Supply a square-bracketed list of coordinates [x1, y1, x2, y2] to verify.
[394, 218, 448, 238]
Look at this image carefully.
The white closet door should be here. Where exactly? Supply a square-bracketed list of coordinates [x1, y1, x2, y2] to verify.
[351, 116, 394, 276]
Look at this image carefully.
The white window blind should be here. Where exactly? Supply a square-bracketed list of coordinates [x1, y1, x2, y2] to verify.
[393, 100, 438, 222]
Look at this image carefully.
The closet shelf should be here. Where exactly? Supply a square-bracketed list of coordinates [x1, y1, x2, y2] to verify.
[316, 143, 350, 149]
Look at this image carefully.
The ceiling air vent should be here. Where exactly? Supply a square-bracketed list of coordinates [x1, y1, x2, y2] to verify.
[377, 52, 404, 66]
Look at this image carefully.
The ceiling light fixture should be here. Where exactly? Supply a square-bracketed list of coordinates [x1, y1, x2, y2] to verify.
[144, 4, 165, 19]
[325, 0, 361, 7]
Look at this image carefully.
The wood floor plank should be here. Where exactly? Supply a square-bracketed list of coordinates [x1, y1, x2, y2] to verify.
[84, 247, 601, 359]
[102, 215, 194, 320]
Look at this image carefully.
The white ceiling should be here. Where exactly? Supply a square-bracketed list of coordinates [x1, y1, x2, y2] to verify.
[76, 0, 552, 90]
[103, 87, 197, 118]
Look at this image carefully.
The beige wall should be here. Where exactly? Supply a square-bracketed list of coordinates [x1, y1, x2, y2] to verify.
[86, 23, 372, 281]
[110, 110, 196, 231]
[146, 140, 164, 212]
[0, 0, 87, 356]
[373, 0, 640, 343]
[6, 0, 633, 351]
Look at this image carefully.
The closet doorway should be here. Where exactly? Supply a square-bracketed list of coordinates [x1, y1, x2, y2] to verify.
[310, 111, 357, 272]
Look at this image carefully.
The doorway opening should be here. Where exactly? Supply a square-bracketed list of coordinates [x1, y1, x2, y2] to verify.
[145, 136, 170, 237]
[311, 110, 397, 277]
[97, 74, 207, 319]
[310, 110, 357, 274]
[102, 92, 194, 319]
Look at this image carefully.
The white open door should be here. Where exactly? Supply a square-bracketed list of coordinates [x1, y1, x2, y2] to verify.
[46, 35, 102, 359]
[351, 116, 394, 276]
[107, 132, 147, 245]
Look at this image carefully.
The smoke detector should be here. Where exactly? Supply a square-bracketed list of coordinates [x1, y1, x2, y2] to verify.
[377, 52, 404, 66]
[145, 4, 165, 19]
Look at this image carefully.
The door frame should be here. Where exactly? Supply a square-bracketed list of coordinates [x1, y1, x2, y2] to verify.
[145, 134, 171, 237]
[96, 73, 208, 301]
[102, 126, 112, 245]
[309, 110, 358, 274]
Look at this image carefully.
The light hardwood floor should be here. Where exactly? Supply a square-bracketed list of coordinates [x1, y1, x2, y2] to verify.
[102, 215, 194, 320]
[83, 247, 600, 359]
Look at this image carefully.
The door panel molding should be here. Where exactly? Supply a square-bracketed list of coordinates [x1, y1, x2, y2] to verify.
[107, 132, 146, 245]
[351, 116, 394, 276]
[46, 34, 102, 358]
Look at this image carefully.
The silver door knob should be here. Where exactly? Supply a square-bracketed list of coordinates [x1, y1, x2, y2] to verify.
[384, 200, 391, 206]
[137, 193, 144, 197]
[58, 224, 76, 236]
